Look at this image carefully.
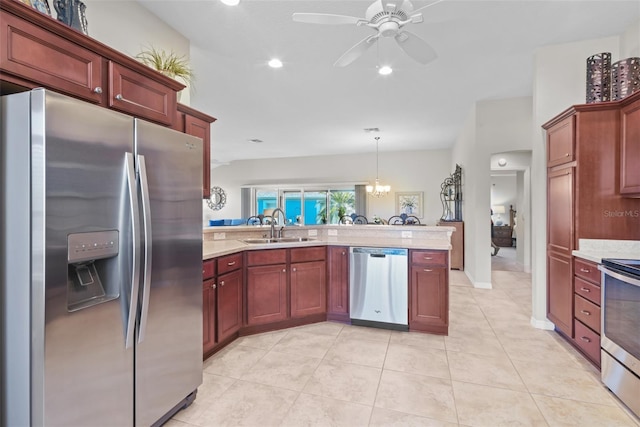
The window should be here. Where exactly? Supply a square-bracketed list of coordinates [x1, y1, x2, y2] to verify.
[251, 187, 358, 225]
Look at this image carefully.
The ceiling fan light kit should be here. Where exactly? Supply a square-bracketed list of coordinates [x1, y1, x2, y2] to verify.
[378, 65, 393, 75]
[292, 0, 441, 68]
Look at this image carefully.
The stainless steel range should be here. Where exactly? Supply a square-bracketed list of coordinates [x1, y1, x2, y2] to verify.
[599, 258, 640, 418]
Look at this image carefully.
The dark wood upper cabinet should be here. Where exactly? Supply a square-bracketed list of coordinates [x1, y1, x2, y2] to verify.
[620, 95, 640, 197]
[108, 61, 176, 126]
[547, 115, 575, 167]
[547, 167, 574, 255]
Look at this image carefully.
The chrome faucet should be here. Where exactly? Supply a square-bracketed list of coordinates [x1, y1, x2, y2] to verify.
[270, 207, 285, 239]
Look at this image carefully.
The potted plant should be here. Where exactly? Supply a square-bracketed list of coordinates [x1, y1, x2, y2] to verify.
[136, 46, 194, 90]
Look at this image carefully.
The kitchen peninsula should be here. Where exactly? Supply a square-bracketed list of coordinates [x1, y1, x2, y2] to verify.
[201, 224, 454, 359]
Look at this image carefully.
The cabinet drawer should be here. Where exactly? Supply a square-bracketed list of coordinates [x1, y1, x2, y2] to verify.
[574, 319, 601, 366]
[218, 252, 243, 275]
[108, 61, 177, 126]
[411, 250, 447, 267]
[547, 115, 575, 167]
[574, 276, 601, 306]
[574, 295, 600, 333]
[290, 246, 325, 263]
[1, 12, 103, 103]
[574, 258, 600, 285]
[203, 259, 215, 280]
[246, 249, 287, 266]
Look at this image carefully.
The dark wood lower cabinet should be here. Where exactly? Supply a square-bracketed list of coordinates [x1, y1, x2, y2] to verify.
[327, 246, 349, 322]
[409, 250, 449, 335]
[290, 260, 326, 318]
[547, 252, 573, 337]
[202, 278, 217, 355]
[246, 264, 288, 326]
[217, 269, 242, 342]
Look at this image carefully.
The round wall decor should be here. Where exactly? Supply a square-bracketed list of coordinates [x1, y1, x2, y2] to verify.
[207, 186, 227, 211]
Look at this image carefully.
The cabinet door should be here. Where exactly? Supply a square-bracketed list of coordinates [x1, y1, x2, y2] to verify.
[1, 12, 103, 103]
[327, 246, 349, 320]
[108, 61, 177, 126]
[620, 98, 640, 196]
[409, 266, 448, 334]
[246, 264, 288, 325]
[547, 167, 574, 255]
[217, 269, 242, 342]
[547, 252, 573, 337]
[202, 279, 217, 354]
[184, 114, 211, 199]
[547, 115, 575, 167]
[290, 260, 326, 318]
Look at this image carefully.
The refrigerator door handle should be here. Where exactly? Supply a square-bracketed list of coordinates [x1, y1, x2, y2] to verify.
[137, 154, 153, 343]
[125, 152, 141, 349]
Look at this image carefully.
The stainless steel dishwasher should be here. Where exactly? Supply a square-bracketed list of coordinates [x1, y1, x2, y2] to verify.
[349, 247, 408, 330]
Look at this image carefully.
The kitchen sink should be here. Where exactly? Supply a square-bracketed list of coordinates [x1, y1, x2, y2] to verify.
[242, 237, 316, 244]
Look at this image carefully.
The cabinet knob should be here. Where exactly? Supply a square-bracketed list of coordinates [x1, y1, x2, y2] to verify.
[580, 287, 590, 293]
[292, 267, 297, 272]
[202, 269, 205, 274]
[565, 153, 570, 157]
[580, 310, 591, 316]
[342, 251, 345, 256]
[211, 284, 216, 289]
[115, 94, 123, 100]
[424, 269, 433, 272]
[282, 269, 286, 273]
[580, 336, 591, 343]
[220, 281, 225, 287]
[93, 87, 103, 94]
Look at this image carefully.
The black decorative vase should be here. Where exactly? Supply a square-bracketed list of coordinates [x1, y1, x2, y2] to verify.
[54, 0, 88, 35]
[612, 57, 640, 101]
[586, 52, 611, 104]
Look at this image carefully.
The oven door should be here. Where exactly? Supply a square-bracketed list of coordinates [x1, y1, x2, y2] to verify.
[600, 265, 640, 376]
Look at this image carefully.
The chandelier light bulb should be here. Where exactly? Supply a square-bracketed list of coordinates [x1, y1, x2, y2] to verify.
[366, 136, 390, 197]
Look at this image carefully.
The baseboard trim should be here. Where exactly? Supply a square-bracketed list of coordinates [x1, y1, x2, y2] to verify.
[530, 316, 555, 330]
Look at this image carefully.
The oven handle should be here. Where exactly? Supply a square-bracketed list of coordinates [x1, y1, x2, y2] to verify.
[598, 265, 640, 288]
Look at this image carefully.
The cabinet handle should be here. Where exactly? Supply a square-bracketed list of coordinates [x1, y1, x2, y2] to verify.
[115, 94, 123, 100]
[342, 251, 345, 256]
[292, 268, 297, 272]
[93, 87, 103, 94]
[580, 287, 590, 293]
[424, 269, 433, 272]
[424, 257, 433, 260]
[580, 268, 590, 273]
[580, 336, 591, 343]
[211, 284, 216, 289]
[580, 310, 591, 316]
[220, 281, 225, 287]
[565, 153, 570, 157]
[227, 261, 236, 266]
[282, 269, 286, 273]
[202, 269, 205, 274]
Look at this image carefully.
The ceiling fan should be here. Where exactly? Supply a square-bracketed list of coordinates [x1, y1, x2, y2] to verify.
[292, 0, 444, 67]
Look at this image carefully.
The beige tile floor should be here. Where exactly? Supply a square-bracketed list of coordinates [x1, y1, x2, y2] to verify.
[168, 258, 640, 427]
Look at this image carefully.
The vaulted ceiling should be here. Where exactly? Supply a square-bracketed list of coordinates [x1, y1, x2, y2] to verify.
[138, 0, 640, 163]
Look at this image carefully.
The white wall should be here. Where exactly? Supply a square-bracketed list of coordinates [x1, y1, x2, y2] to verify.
[530, 35, 622, 329]
[491, 175, 516, 226]
[75, 1, 192, 104]
[204, 149, 452, 227]
[451, 97, 533, 288]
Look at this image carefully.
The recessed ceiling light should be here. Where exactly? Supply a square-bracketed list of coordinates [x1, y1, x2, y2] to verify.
[220, 0, 240, 6]
[364, 128, 380, 133]
[378, 65, 393, 76]
[268, 58, 283, 68]
[247, 139, 263, 144]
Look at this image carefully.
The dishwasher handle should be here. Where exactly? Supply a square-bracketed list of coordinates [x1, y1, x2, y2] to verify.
[370, 254, 386, 258]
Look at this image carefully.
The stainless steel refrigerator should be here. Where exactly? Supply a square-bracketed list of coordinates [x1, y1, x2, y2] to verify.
[1, 89, 203, 426]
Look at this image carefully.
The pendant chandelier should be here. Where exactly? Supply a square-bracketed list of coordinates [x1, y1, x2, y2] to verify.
[366, 136, 391, 197]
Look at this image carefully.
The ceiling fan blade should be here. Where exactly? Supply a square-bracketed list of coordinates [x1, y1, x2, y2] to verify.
[394, 30, 437, 64]
[292, 13, 363, 25]
[334, 34, 379, 67]
[412, 0, 446, 14]
[399, 0, 416, 13]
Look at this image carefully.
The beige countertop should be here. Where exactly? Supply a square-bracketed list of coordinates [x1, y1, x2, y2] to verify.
[572, 239, 640, 263]
[202, 225, 454, 260]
